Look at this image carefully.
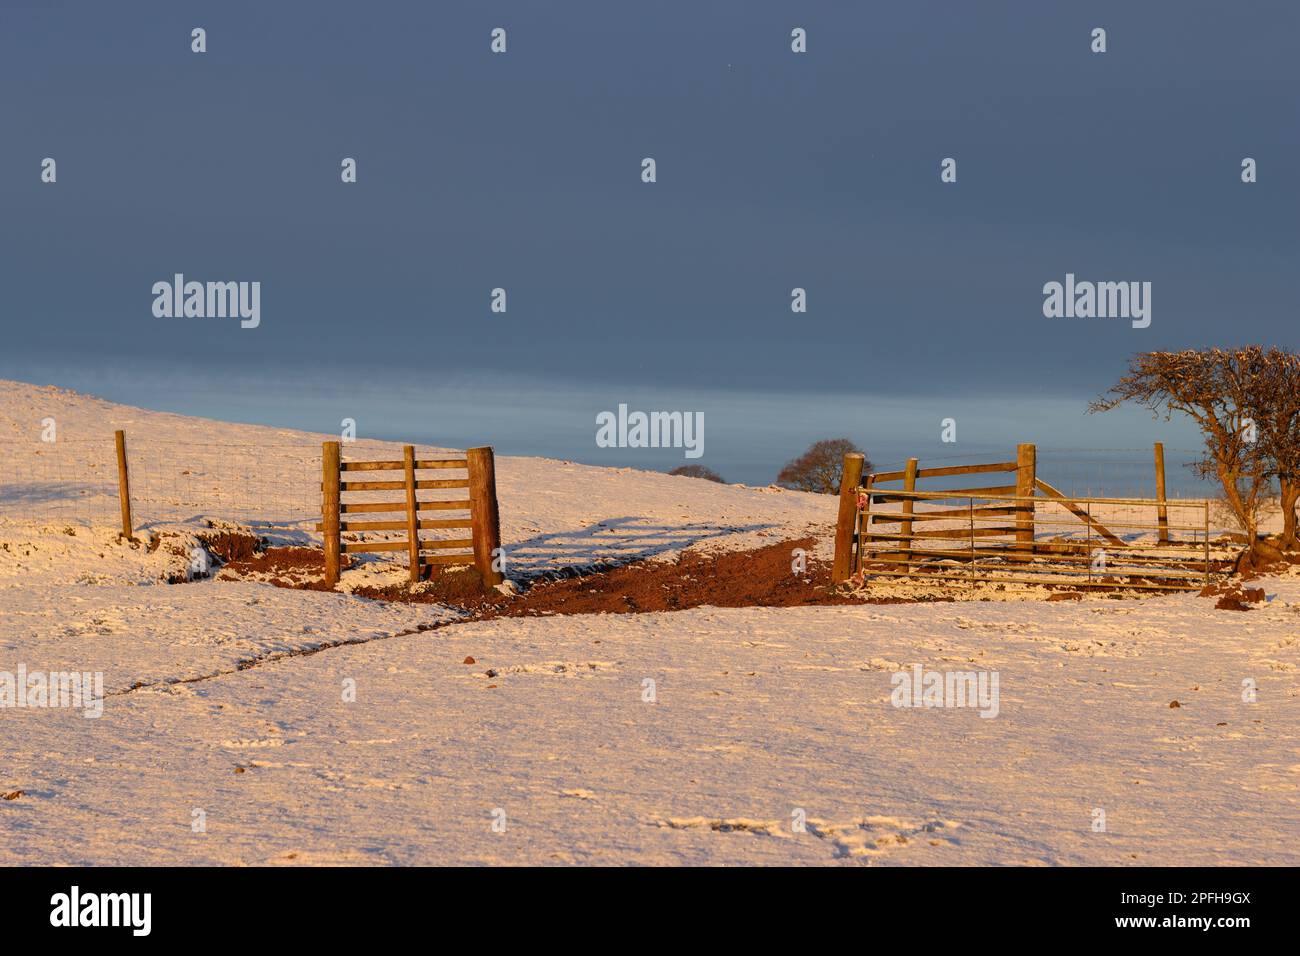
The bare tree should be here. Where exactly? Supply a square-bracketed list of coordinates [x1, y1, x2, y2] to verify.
[776, 438, 870, 495]
[668, 464, 726, 483]
[1251, 348, 1300, 550]
[1090, 348, 1279, 567]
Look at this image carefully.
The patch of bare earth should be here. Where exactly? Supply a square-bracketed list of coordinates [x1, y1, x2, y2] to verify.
[217, 548, 354, 591]
[218, 538, 916, 618]
[1199, 553, 1300, 609]
[1199, 581, 1269, 611]
[475, 537, 889, 619]
[215, 538, 1300, 619]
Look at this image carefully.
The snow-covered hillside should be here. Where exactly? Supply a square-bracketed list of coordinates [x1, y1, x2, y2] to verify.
[0, 380, 836, 583]
[2, 379, 1297, 866]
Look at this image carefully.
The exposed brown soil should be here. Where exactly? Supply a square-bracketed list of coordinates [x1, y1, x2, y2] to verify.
[473, 537, 886, 619]
[219, 538, 922, 618]
[194, 527, 263, 563]
[1236, 551, 1300, 581]
[354, 564, 491, 606]
[152, 524, 268, 583]
[1199, 581, 1268, 611]
[212, 535, 1299, 620]
[218, 547, 354, 591]
[343, 537, 899, 618]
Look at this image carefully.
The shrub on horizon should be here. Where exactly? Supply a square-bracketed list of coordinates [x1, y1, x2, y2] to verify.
[668, 464, 726, 483]
[776, 438, 871, 495]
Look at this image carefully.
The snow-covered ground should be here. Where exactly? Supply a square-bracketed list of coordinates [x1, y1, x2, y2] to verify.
[0, 379, 834, 581]
[2, 380, 1297, 865]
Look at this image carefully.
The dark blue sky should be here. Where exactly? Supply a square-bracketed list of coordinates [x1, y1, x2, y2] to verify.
[1, 1, 1296, 482]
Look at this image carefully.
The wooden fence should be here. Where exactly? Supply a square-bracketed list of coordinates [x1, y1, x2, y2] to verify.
[103, 432, 501, 589]
[832, 443, 1217, 592]
[317, 441, 502, 590]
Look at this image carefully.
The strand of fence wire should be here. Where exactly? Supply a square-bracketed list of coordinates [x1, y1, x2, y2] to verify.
[0, 438, 321, 533]
[125, 439, 320, 530]
[864, 447, 1217, 501]
[0, 437, 118, 529]
[0, 438, 1239, 531]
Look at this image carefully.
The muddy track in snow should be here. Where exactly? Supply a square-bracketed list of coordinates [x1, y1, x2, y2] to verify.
[122, 535, 1276, 693]
[116, 537, 873, 693]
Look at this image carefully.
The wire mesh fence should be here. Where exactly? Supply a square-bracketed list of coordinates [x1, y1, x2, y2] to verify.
[866, 448, 1215, 501]
[0, 438, 320, 531]
[0, 438, 120, 528]
[2, 436, 1237, 543]
[1036, 448, 1211, 501]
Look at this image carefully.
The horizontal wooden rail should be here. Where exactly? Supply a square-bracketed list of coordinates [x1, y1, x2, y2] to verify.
[341, 500, 470, 514]
[861, 551, 1209, 581]
[863, 488, 1211, 508]
[343, 538, 475, 554]
[862, 544, 1212, 576]
[867, 537, 1186, 556]
[338, 478, 470, 492]
[855, 569, 1203, 592]
[1028, 542, 1216, 560]
[341, 459, 467, 472]
[343, 540, 410, 553]
[866, 526, 1018, 541]
[864, 536, 1215, 559]
[869, 509, 1018, 524]
[316, 518, 475, 532]
[862, 551, 1219, 576]
[871, 462, 1017, 483]
[871, 484, 1017, 502]
[420, 553, 478, 566]
[917, 461, 1017, 479]
[421, 538, 475, 551]
[865, 511, 1210, 535]
[338, 502, 404, 514]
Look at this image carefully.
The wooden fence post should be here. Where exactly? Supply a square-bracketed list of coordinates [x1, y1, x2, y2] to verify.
[403, 444, 420, 584]
[832, 453, 866, 583]
[900, 457, 919, 571]
[1154, 441, 1169, 544]
[114, 430, 134, 540]
[1015, 442, 1037, 556]
[322, 440, 341, 589]
[467, 446, 504, 589]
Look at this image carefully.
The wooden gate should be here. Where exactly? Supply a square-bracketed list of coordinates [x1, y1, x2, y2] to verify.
[832, 445, 1216, 592]
[318, 441, 502, 590]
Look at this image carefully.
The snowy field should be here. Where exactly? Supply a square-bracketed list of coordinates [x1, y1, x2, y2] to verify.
[2, 380, 1298, 865]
